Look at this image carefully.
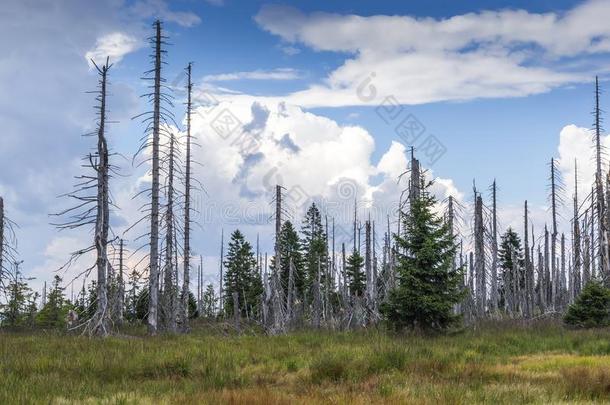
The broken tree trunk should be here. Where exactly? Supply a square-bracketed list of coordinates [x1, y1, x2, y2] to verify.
[474, 193, 486, 317]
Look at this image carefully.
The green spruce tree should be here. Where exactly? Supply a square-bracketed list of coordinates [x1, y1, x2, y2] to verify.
[36, 275, 70, 329]
[564, 281, 610, 328]
[0, 272, 34, 328]
[345, 249, 365, 296]
[497, 228, 525, 309]
[301, 203, 328, 298]
[223, 229, 263, 318]
[271, 220, 305, 298]
[201, 284, 216, 318]
[381, 181, 464, 332]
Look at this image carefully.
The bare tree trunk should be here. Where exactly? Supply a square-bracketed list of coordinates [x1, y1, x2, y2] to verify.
[583, 212, 591, 286]
[538, 245, 545, 314]
[313, 258, 322, 329]
[491, 181, 498, 312]
[287, 256, 295, 323]
[162, 134, 177, 333]
[591, 187, 596, 279]
[550, 159, 558, 310]
[544, 225, 550, 311]
[219, 229, 224, 315]
[365, 219, 371, 322]
[474, 194, 486, 317]
[409, 149, 420, 206]
[148, 21, 163, 336]
[594, 77, 609, 281]
[523, 201, 532, 317]
[181, 63, 193, 332]
[560, 233, 566, 308]
[573, 162, 581, 301]
[342, 242, 347, 299]
[232, 291, 240, 332]
[0, 197, 4, 283]
[90, 60, 111, 336]
[117, 238, 125, 325]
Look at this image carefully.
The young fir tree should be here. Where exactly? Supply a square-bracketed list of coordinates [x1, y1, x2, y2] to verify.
[201, 284, 217, 318]
[223, 230, 263, 318]
[564, 281, 610, 328]
[126, 268, 140, 321]
[36, 275, 70, 329]
[345, 249, 365, 297]
[301, 203, 328, 296]
[381, 181, 464, 332]
[1, 273, 34, 328]
[271, 221, 305, 298]
[497, 228, 525, 308]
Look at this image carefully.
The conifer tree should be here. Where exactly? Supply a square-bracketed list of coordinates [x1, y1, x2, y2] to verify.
[271, 221, 305, 298]
[498, 228, 525, 309]
[0, 266, 33, 328]
[564, 281, 610, 327]
[223, 230, 263, 318]
[36, 275, 70, 329]
[381, 181, 464, 332]
[345, 249, 365, 297]
[201, 284, 216, 318]
[301, 203, 328, 295]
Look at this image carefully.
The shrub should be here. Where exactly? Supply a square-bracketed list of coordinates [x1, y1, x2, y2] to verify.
[564, 281, 610, 328]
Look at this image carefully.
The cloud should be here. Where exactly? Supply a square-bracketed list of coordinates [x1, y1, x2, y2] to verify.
[253, 1, 610, 107]
[130, 0, 201, 27]
[280, 46, 301, 56]
[203, 68, 301, 82]
[85, 32, 141, 68]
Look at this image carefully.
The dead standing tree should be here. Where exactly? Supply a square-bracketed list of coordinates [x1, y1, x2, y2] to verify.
[490, 180, 498, 312]
[473, 188, 486, 317]
[0, 197, 19, 291]
[180, 62, 194, 332]
[131, 21, 175, 335]
[161, 134, 178, 333]
[52, 59, 114, 336]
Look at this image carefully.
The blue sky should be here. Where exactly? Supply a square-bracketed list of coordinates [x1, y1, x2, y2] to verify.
[1, 0, 609, 292]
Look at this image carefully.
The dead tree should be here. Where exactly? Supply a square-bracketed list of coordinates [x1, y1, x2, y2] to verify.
[543, 225, 550, 310]
[474, 192, 486, 317]
[560, 233, 566, 307]
[549, 158, 561, 310]
[219, 229, 224, 314]
[0, 197, 18, 291]
[51, 59, 114, 336]
[583, 211, 591, 286]
[365, 219, 372, 319]
[523, 201, 533, 317]
[573, 161, 581, 301]
[593, 76, 609, 280]
[490, 180, 498, 312]
[0, 197, 3, 284]
[129, 21, 177, 335]
[180, 63, 194, 332]
[161, 134, 178, 333]
[116, 238, 126, 325]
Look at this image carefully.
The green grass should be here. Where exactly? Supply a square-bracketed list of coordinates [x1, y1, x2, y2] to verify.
[1, 321, 610, 404]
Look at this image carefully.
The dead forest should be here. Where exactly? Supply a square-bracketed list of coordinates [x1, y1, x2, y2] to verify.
[1, 20, 609, 337]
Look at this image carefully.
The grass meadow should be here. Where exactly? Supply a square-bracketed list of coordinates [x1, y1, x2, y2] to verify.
[1, 320, 610, 404]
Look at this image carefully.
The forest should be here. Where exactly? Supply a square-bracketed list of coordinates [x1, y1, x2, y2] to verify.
[1, 19, 610, 404]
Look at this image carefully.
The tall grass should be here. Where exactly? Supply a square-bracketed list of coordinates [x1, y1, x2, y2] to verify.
[1, 321, 609, 404]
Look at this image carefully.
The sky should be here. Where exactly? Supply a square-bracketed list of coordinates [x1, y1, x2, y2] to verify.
[1, 0, 610, 295]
